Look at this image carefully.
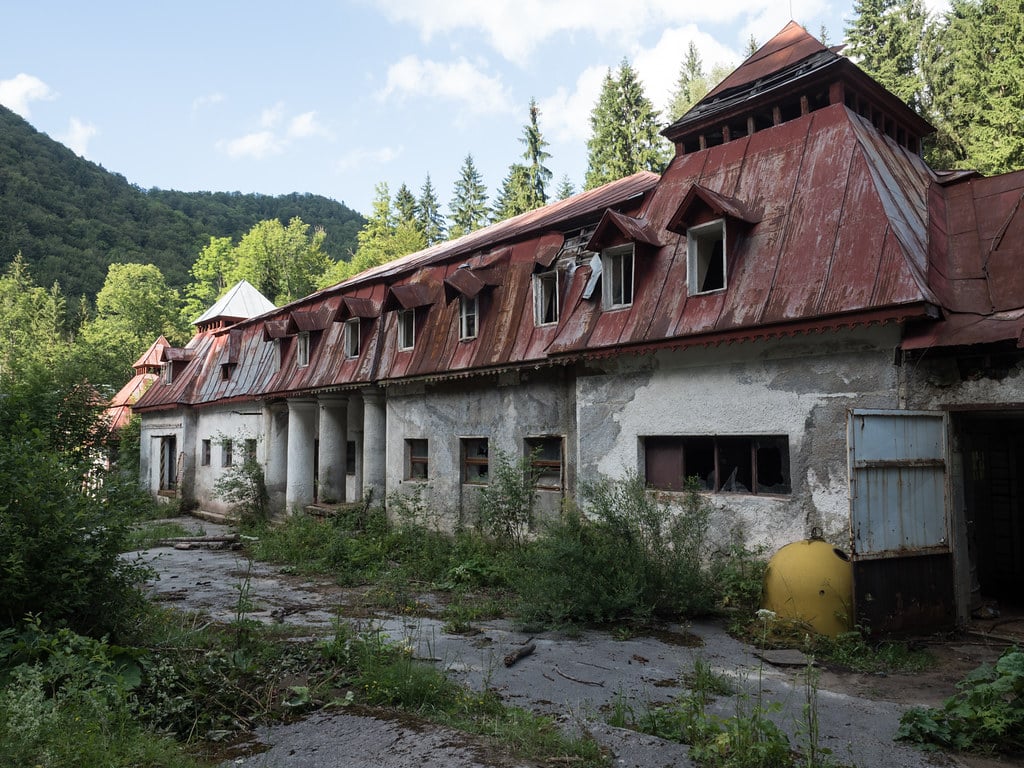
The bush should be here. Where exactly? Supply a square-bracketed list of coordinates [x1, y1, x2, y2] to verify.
[516, 472, 714, 626]
[476, 449, 539, 548]
[214, 452, 269, 525]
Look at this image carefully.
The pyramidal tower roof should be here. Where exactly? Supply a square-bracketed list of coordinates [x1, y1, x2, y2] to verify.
[193, 280, 276, 329]
[131, 335, 170, 371]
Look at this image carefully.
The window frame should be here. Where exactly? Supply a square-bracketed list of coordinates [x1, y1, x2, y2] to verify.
[221, 438, 233, 468]
[533, 270, 560, 326]
[405, 438, 429, 481]
[525, 435, 563, 491]
[459, 295, 478, 340]
[643, 434, 791, 495]
[243, 438, 257, 464]
[397, 308, 415, 351]
[162, 362, 174, 385]
[344, 318, 361, 359]
[200, 438, 211, 467]
[601, 243, 635, 310]
[687, 218, 727, 296]
[461, 437, 489, 484]
[296, 331, 311, 368]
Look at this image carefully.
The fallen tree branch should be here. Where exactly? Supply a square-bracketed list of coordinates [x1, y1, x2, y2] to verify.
[552, 665, 604, 687]
[504, 641, 536, 667]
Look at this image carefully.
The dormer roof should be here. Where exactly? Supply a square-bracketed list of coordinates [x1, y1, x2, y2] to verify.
[193, 280, 276, 328]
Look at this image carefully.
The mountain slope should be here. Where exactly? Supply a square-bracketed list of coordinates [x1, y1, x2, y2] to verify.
[0, 105, 364, 301]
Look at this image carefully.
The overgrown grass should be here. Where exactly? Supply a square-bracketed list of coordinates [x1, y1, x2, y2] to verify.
[124, 520, 198, 551]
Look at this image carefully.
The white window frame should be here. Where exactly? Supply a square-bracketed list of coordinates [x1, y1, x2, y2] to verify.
[162, 362, 173, 385]
[344, 319, 361, 358]
[296, 331, 310, 368]
[459, 296, 478, 340]
[687, 219, 727, 296]
[601, 244, 634, 309]
[273, 338, 283, 371]
[398, 309, 415, 350]
[533, 270, 559, 326]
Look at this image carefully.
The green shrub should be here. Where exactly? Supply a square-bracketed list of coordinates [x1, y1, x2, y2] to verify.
[476, 449, 539, 548]
[516, 472, 714, 627]
[898, 647, 1024, 754]
[214, 452, 269, 525]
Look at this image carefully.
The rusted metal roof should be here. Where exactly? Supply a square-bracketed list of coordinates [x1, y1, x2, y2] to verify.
[382, 282, 440, 311]
[666, 185, 761, 233]
[131, 335, 169, 370]
[902, 169, 1024, 350]
[587, 209, 662, 251]
[192, 279, 275, 326]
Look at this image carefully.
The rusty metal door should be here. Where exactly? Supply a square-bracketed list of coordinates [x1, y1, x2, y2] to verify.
[847, 410, 955, 633]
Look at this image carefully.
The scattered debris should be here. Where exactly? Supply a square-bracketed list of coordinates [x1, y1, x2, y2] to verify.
[504, 641, 536, 667]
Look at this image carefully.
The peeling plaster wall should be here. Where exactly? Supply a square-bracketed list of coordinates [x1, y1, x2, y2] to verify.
[901, 355, 1024, 410]
[191, 406, 263, 516]
[139, 408, 197, 505]
[385, 369, 575, 530]
[575, 326, 904, 552]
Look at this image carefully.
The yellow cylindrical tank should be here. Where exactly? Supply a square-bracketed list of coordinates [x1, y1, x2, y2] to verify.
[762, 537, 853, 637]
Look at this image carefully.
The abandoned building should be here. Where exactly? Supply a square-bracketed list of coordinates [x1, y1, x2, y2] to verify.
[132, 23, 1024, 635]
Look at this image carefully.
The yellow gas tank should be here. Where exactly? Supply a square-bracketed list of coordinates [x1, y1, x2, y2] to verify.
[762, 537, 853, 637]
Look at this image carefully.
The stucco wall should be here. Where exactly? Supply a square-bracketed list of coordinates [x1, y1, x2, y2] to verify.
[191, 406, 263, 516]
[575, 326, 905, 553]
[385, 369, 575, 531]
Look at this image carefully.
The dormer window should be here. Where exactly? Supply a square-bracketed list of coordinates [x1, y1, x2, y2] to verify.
[687, 219, 726, 295]
[296, 331, 311, 368]
[163, 363, 174, 385]
[344, 319, 361, 358]
[602, 244, 634, 309]
[398, 309, 415, 350]
[534, 271, 559, 325]
[460, 296, 478, 340]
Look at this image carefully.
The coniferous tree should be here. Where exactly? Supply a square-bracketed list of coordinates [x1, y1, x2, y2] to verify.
[554, 175, 576, 201]
[922, 0, 1024, 174]
[745, 35, 760, 56]
[667, 42, 707, 121]
[448, 154, 490, 238]
[394, 183, 419, 228]
[416, 175, 446, 245]
[492, 164, 534, 222]
[585, 60, 669, 189]
[845, 0, 928, 112]
[520, 98, 552, 208]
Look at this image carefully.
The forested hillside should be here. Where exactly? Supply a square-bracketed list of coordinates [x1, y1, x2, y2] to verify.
[0, 105, 364, 302]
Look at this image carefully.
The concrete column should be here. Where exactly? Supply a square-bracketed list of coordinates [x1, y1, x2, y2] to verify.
[361, 387, 387, 505]
[285, 398, 317, 513]
[317, 394, 349, 503]
[264, 403, 289, 515]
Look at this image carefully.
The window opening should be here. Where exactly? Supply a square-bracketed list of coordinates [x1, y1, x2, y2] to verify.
[462, 437, 489, 484]
[602, 244, 634, 309]
[344, 319, 360, 358]
[201, 439, 211, 467]
[460, 296, 478, 340]
[244, 438, 257, 464]
[346, 440, 356, 475]
[406, 438, 428, 480]
[526, 436, 563, 490]
[159, 435, 177, 491]
[163, 363, 173, 385]
[398, 309, 415, 350]
[222, 438, 233, 468]
[296, 331, 310, 367]
[643, 435, 790, 494]
[534, 271, 559, 325]
[688, 219, 726, 295]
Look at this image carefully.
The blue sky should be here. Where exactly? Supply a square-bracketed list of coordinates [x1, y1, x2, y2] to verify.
[1, 1, 949, 222]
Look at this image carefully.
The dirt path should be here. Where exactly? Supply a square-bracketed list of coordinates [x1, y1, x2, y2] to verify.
[135, 517, 1013, 768]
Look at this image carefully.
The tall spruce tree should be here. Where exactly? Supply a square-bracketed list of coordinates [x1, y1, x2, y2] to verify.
[520, 98, 552, 208]
[492, 164, 534, 222]
[554, 174, 576, 201]
[923, 0, 1024, 174]
[394, 183, 419, 228]
[585, 60, 668, 189]
[416, 175, 446, 245]
[448, 154, 490, 238]
[667, 42, 707, 122]
[845, 0, 928, 112]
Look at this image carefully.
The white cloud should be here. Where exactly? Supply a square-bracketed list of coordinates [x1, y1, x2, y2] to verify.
[191, 91, 224, 113]
[260, 101, 286, 128]
[0, 73, 56, 118]
[538, 65, 607, 143]
[375, 0, 792, 64]
[632, 26, 740, 115]
[219, 130, 284, 159]
[288, 111, 330, 139]
[336, 145, 403, 172]
[378, 55, 514, 115]
[60, 117, 97, 157]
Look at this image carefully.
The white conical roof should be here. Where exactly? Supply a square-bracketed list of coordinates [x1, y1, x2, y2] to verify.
[192, 280, 276, 325]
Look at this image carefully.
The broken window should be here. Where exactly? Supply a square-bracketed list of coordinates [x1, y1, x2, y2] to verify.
[244, 438, 257, 464]
[643, 435, 790, 494]
[346, 440, 356, 475]
[687, 219, 726, 295]
[398, 309, 415, 350]
[221, 363, 236, 381]
[462, 437, 489, 484]
[344, 319, 361, 358]
[221, 438, 233, 468]
[602, 244, 634, 309]
[201, 438, 211, 467]
[406, 438, 428, 480]
[163, 363, 174, 385]
[460, 296, 478, 340]
[526, 436, 563, 490]
[533, 271, 559, 325]
[296, 331, 311, 368]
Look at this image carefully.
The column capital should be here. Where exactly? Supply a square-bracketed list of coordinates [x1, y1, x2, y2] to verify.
[287, 397, 318, 413]
[360, 386, 385, 405]
[318, 393, 350, 408]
